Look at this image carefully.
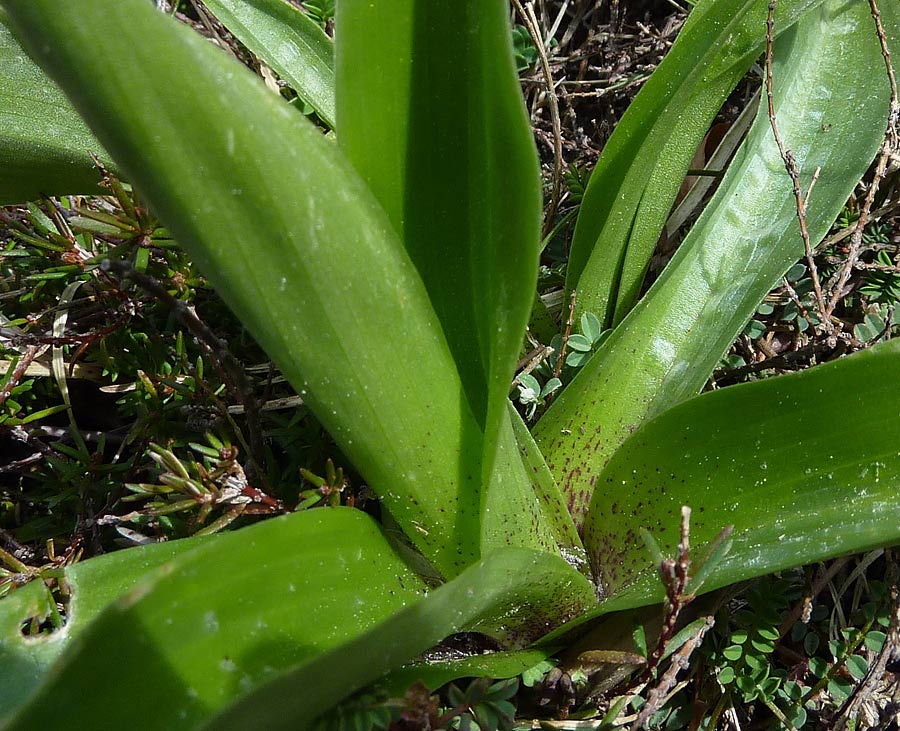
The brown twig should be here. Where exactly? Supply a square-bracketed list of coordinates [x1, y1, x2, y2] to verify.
[512, 344, 555, 390]
[628, 507, 714, 729]
[713, 336, 844, 384]
[648, 507, 693, 671]
[632, 616, 714, 730]
[513, 0, 565, 238]
[0, 317, 130, 349]
[765, 0, 830, 332]
[826, 0, 899, 317]
[0, 345, 45, 409]
[553, 290, 578, 380]
[780, 275, 818, 334]
[0, 527, 34, 565]
[815, 200, 900, 254]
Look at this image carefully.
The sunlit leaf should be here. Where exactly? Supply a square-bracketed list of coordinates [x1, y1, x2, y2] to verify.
[203, 546, 595, 729]
[0, 18, 110, 203]
[566, 0, 825, 327]
[536, 0, 898, 526]
[0, 536, 211, 717]
[584, 340, 900, 611]
[336, 1, 542, 543]
[201, 0, 335, 127]
[0, 0, 550, 577]
[3, 509, 429, 730]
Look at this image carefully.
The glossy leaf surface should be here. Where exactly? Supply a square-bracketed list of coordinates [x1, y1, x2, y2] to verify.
[203, 547, 595, 729]
[0, 18, 109, 203]
[536, 0, 898, 526]
[379, 649, 553, 697]
[0, 537, 211, 716]
[0, 0, 554, 577]
[3, 509, 429, 731]
[201, 0, 335, 127]
[566, 0, 823, 327]
[583, 340, 900, 610]
[482, 404, 563, 557]
[506, 402, 586, 572]
[336, 1, 542, 517]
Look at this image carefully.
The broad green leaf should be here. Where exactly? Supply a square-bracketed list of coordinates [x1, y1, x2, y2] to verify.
[201, 0, 335, 127]
[566, 0, 824, 328]
[3, 508, 430, 731]
[201, 547, 595, 729]
[0, 537, 212, 715]
[482, 405, 562, 557]
[536, 0, 897, 526]
[0, 18, 110, 203]
[505, 401, 587, 573]
[336, 1, 542, 526]
[378, 649, 553, 698]
[0, 0, 553, 577]
[583, 340, 900, 611]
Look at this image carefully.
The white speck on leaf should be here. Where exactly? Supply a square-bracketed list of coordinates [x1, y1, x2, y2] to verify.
[203, 610, 219, 633]
[220, 657, 237, 673]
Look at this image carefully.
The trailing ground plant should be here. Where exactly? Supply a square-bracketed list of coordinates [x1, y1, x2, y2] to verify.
[0, 0, 898, 727]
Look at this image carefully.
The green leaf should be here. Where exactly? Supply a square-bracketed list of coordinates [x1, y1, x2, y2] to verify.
[0, 536, 212, 717]
[541, 378, 562, 399]
[567, 334, 593, 352]
[336, 1, 542, 518]
[565, 0, 825, 328]
[3, 509, 430, 731]
[565, 351, 590, 368]
[201, 0, 335, 127]
[505, 402, 586, 574]
[201, 547, 595, 729]
[662, 617, 713, 661]
[846, 654, 868, 680]
[632, 619, 647, 657]
[865, 630, 887, 653]
[379, 650, 553, 697]
[529, 291, 559, 344]
[480, 405, 562, 558]
[581, 313, 603, 343]
[684, 527, 733, 595]
[519, 373, 540, 394]
[0, 0, 546, 577]
[582, 340, 900, 610]
[0, 18, 110, 203]
[786, 706, 808, 729]
[535, 0, 898, 527]
[828, 677, 853, 703]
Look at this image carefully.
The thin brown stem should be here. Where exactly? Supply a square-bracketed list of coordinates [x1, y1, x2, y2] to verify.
[765, 0, 829, 331]
[632, 616, 714, 731]
[826, 0, 899, 317]
[553, 290, 577, 380]
[628, 508, 714, 730]
[514, 0, 564, 238]
[0, 345, 45, 409]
